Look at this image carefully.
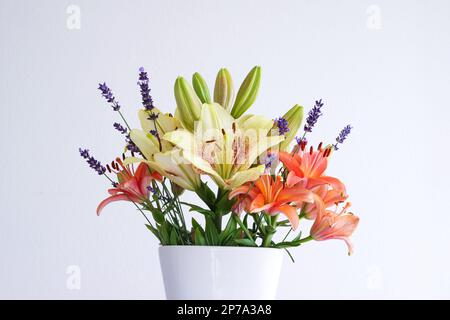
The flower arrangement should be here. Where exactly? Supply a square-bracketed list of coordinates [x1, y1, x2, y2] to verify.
[80, 66, 359, 258]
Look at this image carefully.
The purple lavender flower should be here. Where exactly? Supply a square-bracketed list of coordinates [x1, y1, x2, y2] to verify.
[98, 82, 121, 111]
[147, 185, 155, 193]
[138, 67, 154, 111]
[295, 136, 307, 145]
[274, 117, 290, 135]
[79, 147, 106, 175]
[304, 99, 324, 133]
[262, 153, 277, 169]
[113, 122, 127, 134]
[333, 125, 352, 150]
[125, 134, 141, 154]
[79, 148, 90, 159]
[149, 129, 159, 138]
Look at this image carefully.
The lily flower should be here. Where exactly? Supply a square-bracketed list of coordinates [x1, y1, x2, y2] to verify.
[302, 184, 348, 219]
[163, 103, 285, 189]
[229, 175, 315, 230]
[310, 202, 359, 255]
[278, 142, 345, 191]
[127, 107, 202, 191]
[96, 159, 161, 215]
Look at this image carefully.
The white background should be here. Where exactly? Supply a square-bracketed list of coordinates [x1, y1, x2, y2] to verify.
[1, 0, 449, 299]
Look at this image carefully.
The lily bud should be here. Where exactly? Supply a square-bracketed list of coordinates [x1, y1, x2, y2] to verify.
[174, 77, 202, 132]
[171, 182, 185, 196]
[231, 66, 261, 118]
[213, 68, 234, 111]
[278, 104, 304, 151]
[192, 72, 211, 104]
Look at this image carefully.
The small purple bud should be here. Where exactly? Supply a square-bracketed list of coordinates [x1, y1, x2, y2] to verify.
[149, 129, 159, 138]
[274, 117, 290, 135]
[79, 148, 90, 159]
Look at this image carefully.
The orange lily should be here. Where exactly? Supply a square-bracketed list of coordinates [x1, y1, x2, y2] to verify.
[97, 159, 162, 215]
[278, 142, 345, 192]
[303, 184, 348, 219]
[229, 175, 315, 230]
[310, 202, 359, 255]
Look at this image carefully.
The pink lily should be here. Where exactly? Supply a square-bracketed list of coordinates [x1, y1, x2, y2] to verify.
[96, 158, 162, 215]
[310, 202, 359, 255]
[303, 184, 348, 219]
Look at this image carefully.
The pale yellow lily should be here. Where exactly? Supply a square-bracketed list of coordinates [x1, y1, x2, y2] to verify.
[163, 103, 285, 189]
[127, 107, 201, 191]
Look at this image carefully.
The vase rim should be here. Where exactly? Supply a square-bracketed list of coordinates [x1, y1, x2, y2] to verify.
[158, 245, 283, 252]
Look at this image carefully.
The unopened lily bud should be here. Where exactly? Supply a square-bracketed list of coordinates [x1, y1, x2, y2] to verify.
[231, 66, 261, 118]
[277, 104, 304, 151]
[192, 72, 211, 104]
[213, 68, 234, 111]
[171, 182, 185, 196]
[174, 77, 202, 132]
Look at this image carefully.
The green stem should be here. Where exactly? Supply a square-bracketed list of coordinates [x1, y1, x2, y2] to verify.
[234, 214, 256, 245]
[262, 214, 278, 247]
[118, 110, 131, 131]
[298, 235, 314, 244]
[282, 228, 293, 242]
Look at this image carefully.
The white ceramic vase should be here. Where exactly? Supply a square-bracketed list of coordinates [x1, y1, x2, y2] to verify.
[159, 245, 284, 300]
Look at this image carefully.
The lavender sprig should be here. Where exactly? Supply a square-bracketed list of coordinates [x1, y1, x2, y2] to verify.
[274, 117, 290, 135]
[113, 122, 127, 134]
[149, 129, 159, 138]
[262, 153, 277, 170]
[138, 67, 162, 151]
[98, 83, 121, 111]
[304, 99, 324, 133]
[138, 67, 154, 111]
[125, 134, 141, 154]
[295, 136, 307, 145]
[98, 82, 131, 131]
[79, 148, 106, 175]
[333, 125, 352, 150]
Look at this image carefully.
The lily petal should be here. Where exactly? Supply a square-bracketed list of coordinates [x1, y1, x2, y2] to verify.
[96, 194, 134, 216]
[272, 204, 299, 230]
[226, 165, 265, 189]
[130, 129, 159, 160]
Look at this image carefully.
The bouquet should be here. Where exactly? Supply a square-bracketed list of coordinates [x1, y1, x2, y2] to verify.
[80, 66, 359, 258]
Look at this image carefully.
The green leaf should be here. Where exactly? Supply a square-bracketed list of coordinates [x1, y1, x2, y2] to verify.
[205, 216, 220, 245]
[185, 204, 214, 217]
[219, 215, 237, 244]
[274, 240, 303, 248]
[234, 238, 257, 247]
[169, 229, 178, 245]
[151, 210, 165, 224]
[194, 182, 216, 210]
[214, 189, 233, 215]
[194, 227, 206, 245]
[233, 214, 257, 246]
[243, 213, 249, 228]
[159, 221, 171, 245]
[145, 224, 161, 241]
[191, 218, 204, 233]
